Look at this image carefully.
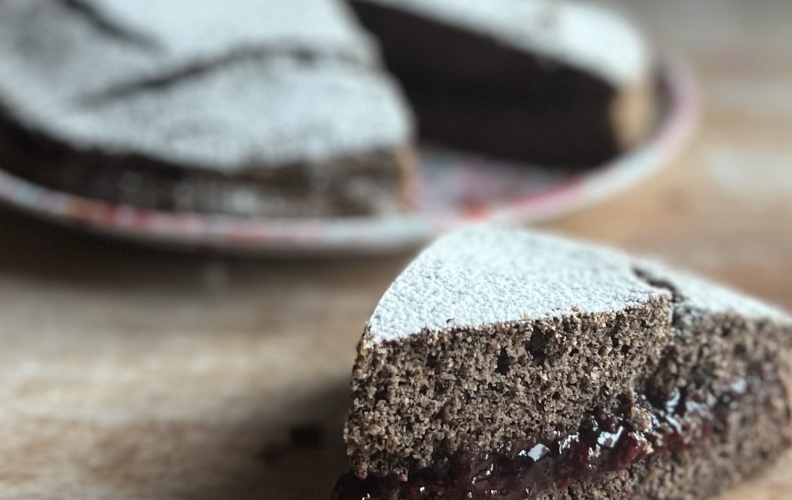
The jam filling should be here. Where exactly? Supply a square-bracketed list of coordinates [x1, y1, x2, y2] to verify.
[332, 365, 784, 500]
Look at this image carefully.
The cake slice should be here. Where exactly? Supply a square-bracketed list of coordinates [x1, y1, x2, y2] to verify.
[333, 226, 792, 500]
[349, 0, 655, 166]
[0, 0, 414, 217]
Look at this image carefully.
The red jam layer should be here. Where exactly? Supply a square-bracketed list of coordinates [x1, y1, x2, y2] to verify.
[332, 365, 784, 500]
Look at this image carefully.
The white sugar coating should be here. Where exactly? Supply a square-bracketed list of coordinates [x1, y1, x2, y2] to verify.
[78, 0, 377, 67]
[356, 0, 651, 87]
[2, 57, 413, 170]
[367, 227, 792, 343]
[0, 0, 159, 101]
[0, 0, 376, 97]
[0, 0, 412, 170]
[367, 226, 666, 342]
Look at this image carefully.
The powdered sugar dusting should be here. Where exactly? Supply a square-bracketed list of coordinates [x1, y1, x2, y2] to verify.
[3, 57, 412, 170]
[367, 227, 666, 342]
[367, 227, 792, 342]
[0, 0, 411, 171]
[79, 0, 377, 69]
[356, 0, 651, 87]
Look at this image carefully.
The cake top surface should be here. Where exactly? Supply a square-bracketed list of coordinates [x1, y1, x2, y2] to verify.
[367, 226, 791, 343]
[7, 58, 412, 170]
[77, 0, 376, 67]
[367, 226, 664, 342]
[356, 0, 651, 87]
[0, 0, 411, 170]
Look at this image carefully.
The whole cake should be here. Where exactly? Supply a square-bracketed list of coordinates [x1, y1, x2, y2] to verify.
[0, 0, 415, 217]
[0, 0, 657, 218]
[333, 227, 792, 499]
[350, 0, 655, 166]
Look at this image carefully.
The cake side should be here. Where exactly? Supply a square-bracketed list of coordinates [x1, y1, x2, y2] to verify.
[628, 318, 792, 500]
[610, 75, 657, 152]
[402, 89, 622, 166]
[583, 263, 792, 500]
[349, 0, 654, 165]
[0, 106, 412, 216]
[525, 364, 791, 500]
[346, 298, 672, 477]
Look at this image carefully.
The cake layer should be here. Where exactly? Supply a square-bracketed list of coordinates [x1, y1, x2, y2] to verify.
[404, 91, 625, 168]
[0, 108, 411, 217]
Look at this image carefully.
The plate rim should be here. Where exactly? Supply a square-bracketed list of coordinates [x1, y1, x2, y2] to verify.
[0, 56, 699, 255]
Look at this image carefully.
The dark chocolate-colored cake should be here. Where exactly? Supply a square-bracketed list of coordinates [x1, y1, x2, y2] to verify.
[349, 0, 655, 166]
[333, 227, 792, 500]
[0, 0, 415, 217]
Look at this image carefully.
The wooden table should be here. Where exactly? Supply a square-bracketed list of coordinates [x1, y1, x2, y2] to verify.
[1, 1, 792, 498]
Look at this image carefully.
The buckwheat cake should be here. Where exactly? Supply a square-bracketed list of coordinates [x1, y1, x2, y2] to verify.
[0, 0, 415, 217]
[0, 0, 659, 219]
[333, 226, 792, 500]
[349, 0, 655, 166]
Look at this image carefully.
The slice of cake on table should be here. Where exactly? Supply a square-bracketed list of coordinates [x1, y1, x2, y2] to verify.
[349, 0, 655, 166]
[333, 226, 792, 500]
[0, 0, 414, 217]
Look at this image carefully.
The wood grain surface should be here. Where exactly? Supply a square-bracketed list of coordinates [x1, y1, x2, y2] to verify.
[1, 1, 792, 498]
